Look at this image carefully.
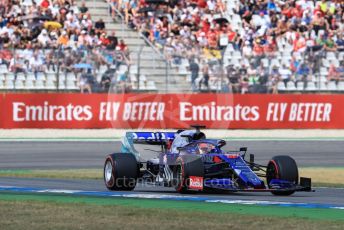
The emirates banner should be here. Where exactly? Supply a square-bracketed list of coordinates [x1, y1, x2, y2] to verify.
[0, 93, 343, 129]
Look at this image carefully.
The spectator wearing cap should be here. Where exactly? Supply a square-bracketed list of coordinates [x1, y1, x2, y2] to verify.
[81, 14, 93, 31]
[242, 40, 252, 58]
[37, 29, 52, 48]
[77, 30, 91, 48]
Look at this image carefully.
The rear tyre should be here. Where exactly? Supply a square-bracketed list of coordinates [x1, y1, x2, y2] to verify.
[104, 153, 138, 191]
[266, 155, 299, 196]
[173, 155, 204, 193]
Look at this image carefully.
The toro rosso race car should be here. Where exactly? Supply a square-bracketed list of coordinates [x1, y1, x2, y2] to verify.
[104, 126, 312, 195]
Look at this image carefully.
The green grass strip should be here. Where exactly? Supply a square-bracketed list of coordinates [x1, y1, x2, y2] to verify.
[1, 168, 344, 188]
[0, 192, 343, 221]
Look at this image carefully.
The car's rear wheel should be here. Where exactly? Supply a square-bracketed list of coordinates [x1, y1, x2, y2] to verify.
[266, 155, 299, 196]
[173, 155, 204, 193]
[104, 153, 138, 191]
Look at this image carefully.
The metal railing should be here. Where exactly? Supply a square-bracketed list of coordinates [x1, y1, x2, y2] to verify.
[104, 0, 171, 92]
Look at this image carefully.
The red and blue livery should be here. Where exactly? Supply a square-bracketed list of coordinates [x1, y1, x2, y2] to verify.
[104, 125, 312, 195]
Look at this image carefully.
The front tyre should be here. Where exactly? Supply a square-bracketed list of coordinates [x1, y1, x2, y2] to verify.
[173, 155, 204, 193]
[104, 153, 138, 191]
[267, 155, 299, 196]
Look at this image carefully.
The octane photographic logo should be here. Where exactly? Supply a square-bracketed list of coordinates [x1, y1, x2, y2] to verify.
[109, 176, 239, 190]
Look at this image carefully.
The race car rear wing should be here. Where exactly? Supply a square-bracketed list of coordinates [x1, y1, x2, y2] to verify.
[128, 132, 175, 144]
[120, 132, 176, 158]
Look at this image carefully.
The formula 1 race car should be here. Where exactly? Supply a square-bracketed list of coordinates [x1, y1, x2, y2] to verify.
[104, 126, 312, 195]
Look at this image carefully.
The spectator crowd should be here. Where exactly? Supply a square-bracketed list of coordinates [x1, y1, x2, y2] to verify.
[1, 0, 344, 93]
[110, 0, 344, 93]
[0, 0, 131, 92]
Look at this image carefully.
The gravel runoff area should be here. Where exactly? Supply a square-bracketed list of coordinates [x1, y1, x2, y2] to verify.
[0, 129, 344, 139]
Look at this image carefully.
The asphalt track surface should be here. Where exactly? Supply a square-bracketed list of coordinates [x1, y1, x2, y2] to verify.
[0, 141, 344, 206]
[0, 141, 343, 169]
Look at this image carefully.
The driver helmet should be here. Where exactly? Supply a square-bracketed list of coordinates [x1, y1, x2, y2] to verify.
[199, 143, 213, 154]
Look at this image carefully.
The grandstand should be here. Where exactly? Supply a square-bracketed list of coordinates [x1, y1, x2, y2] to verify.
[0, 0, 343, 93]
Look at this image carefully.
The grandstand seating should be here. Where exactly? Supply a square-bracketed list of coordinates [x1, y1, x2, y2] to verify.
[0, 0, 343, 93]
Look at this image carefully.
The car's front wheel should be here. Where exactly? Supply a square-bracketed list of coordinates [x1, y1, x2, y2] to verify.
[173, 155, 204, 193]
[266, 155, 299, 196]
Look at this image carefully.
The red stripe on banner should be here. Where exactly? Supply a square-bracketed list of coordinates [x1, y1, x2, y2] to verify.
[0, 93, 343, 129]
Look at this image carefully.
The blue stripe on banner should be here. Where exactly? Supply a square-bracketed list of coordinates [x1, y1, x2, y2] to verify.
[0, 186, 343, 210]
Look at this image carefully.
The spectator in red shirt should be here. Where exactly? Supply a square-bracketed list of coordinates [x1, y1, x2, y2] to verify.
[264, 36, 277, 56]
[227, 26, 237, 43]
[282, 3, 293, 19]
[293, 33, 307, 53]
[291, 3, 303, 19]
[201, 18, 210, 33]
[207, 29, 218, 48]
[117, 39, 129, 57]
[253, 38, 264, 57]
[313, 4, 325, 17]
[99, 33, 110, 47]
